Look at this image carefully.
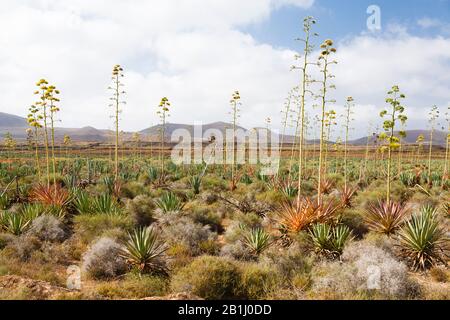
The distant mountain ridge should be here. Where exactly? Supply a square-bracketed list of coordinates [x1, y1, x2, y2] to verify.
[0, 112, 447, 146]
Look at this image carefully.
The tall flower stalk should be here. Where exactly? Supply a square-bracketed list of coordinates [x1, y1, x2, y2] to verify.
[157, 97, 171, 181]
[292, 16, 317, 202]
[379, 85, 407, 203]
[34, 79, 51, 186]
[279, 90, 294, 174]
[427, 105, 439, 183]
[444, 106, 449, 178]
[324, 109, 337, 174]
[316, 39, 337, 203]
[47, 85, 61, 190]
[108, 65, 126, 182]
[27, 105, 43, 179]
[229, 91, 241, 189]
[343, 97, 355, 190]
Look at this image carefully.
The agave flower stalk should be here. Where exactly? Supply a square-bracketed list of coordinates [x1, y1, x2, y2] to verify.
[279, 91, 293, 170]
[27, 105, 43, 179]
[359, 123, 372, 182]
[3, 132, 16, 168]
[108, 65, 126, 182]
[34, 79, 51, 186]
[229, 91, 241, 190]
[323, 109, 337, 174]
[427, 105, 439, 183]
[316, 39, 337, 203]
[397, 121, 406, 175]
[46, 85, 61, 190]
[292, 16, 317, 202]
[157, 97, 171, 182]
[379, 85, 407, 203]
[63, 134, 71, 159]
[444, 107, 449, 178]
[415, 134, 424, 165]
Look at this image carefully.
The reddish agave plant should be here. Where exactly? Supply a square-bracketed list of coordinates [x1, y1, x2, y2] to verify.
[339, 185, 358, 208]
[31, 184, 72, 208]
[365, 200, 410, 235]
[276, 197, 340, 234]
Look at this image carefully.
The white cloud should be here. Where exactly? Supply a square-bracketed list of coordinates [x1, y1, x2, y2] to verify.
[331, 32, 450, 136]
[417, 17, 450, 35]
[0, 1, 449, 140]
[0, 0, 311, 132]
[418, 17, 442, 29]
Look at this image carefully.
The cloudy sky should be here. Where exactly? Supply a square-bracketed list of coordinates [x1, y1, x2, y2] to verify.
[1, 0, 449, 139]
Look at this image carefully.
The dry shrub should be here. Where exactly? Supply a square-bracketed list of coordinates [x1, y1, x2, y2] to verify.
[74, 214, 132, 244]
[236, 263, 280, 299]
[27, 215, 67, 242]
[429, 266, 448, 283]
[220, 241, 253, 261]
[310, 241, 420, 299]
[161, 216, 217, 257]
[260, 244, 314, 281]
[171, 255, 240, 300]
[96, 273, 168, 299]
[7, 235, 42, 262]
[82, 237, 127, 280]
[125, 195, 155, 227]
[0, 233, 15, 249]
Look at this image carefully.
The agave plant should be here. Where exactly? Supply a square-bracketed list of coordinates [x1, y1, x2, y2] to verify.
[430, 173, 442, 188]
[399, 172, 416, 187]
[31, 184, 72, 208]
[365, 200, 410, 235]
[188, 175, 202, 195]
[102, 175, 122, 197]
[276, 198, 340, 235]
[121, 227, 167, 274]
[147, 166, 159, 183]
[3, 212, 31, 235]
[398, 205, 448, 271]
[318, 178, 334, 195]
[155, 191, 184, 213]
[443, 202, 450, 217]
[73, 190, 92, 214]
[0, 193, 10, 210]
[310, 223, 352, 258]
[339, 185, 357, 208]
[241, 227, 272, 256]
[20, 203, 45, 221]
[91, 193, 120, 215]
[240, 174, 252, 185]
[279, 179, 298, 198]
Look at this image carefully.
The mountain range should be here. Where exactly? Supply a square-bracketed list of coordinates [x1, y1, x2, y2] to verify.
[0, 112, 447, 147]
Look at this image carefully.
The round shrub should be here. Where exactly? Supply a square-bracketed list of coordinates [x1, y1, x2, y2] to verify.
[82, 237, 127, 280]
[220, 241, 253, 261]
[28, 215, 67, 242]
[171, 256, 240, 299]
[237, 263, 280, 299]
[0, 233, 15, 249]
[162, 217, 217, 256]
[310, 241, 420, 299]
[126, 195, 155, 227]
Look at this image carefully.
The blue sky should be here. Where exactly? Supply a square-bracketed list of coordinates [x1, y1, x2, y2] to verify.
[246, 0, 450, 48]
